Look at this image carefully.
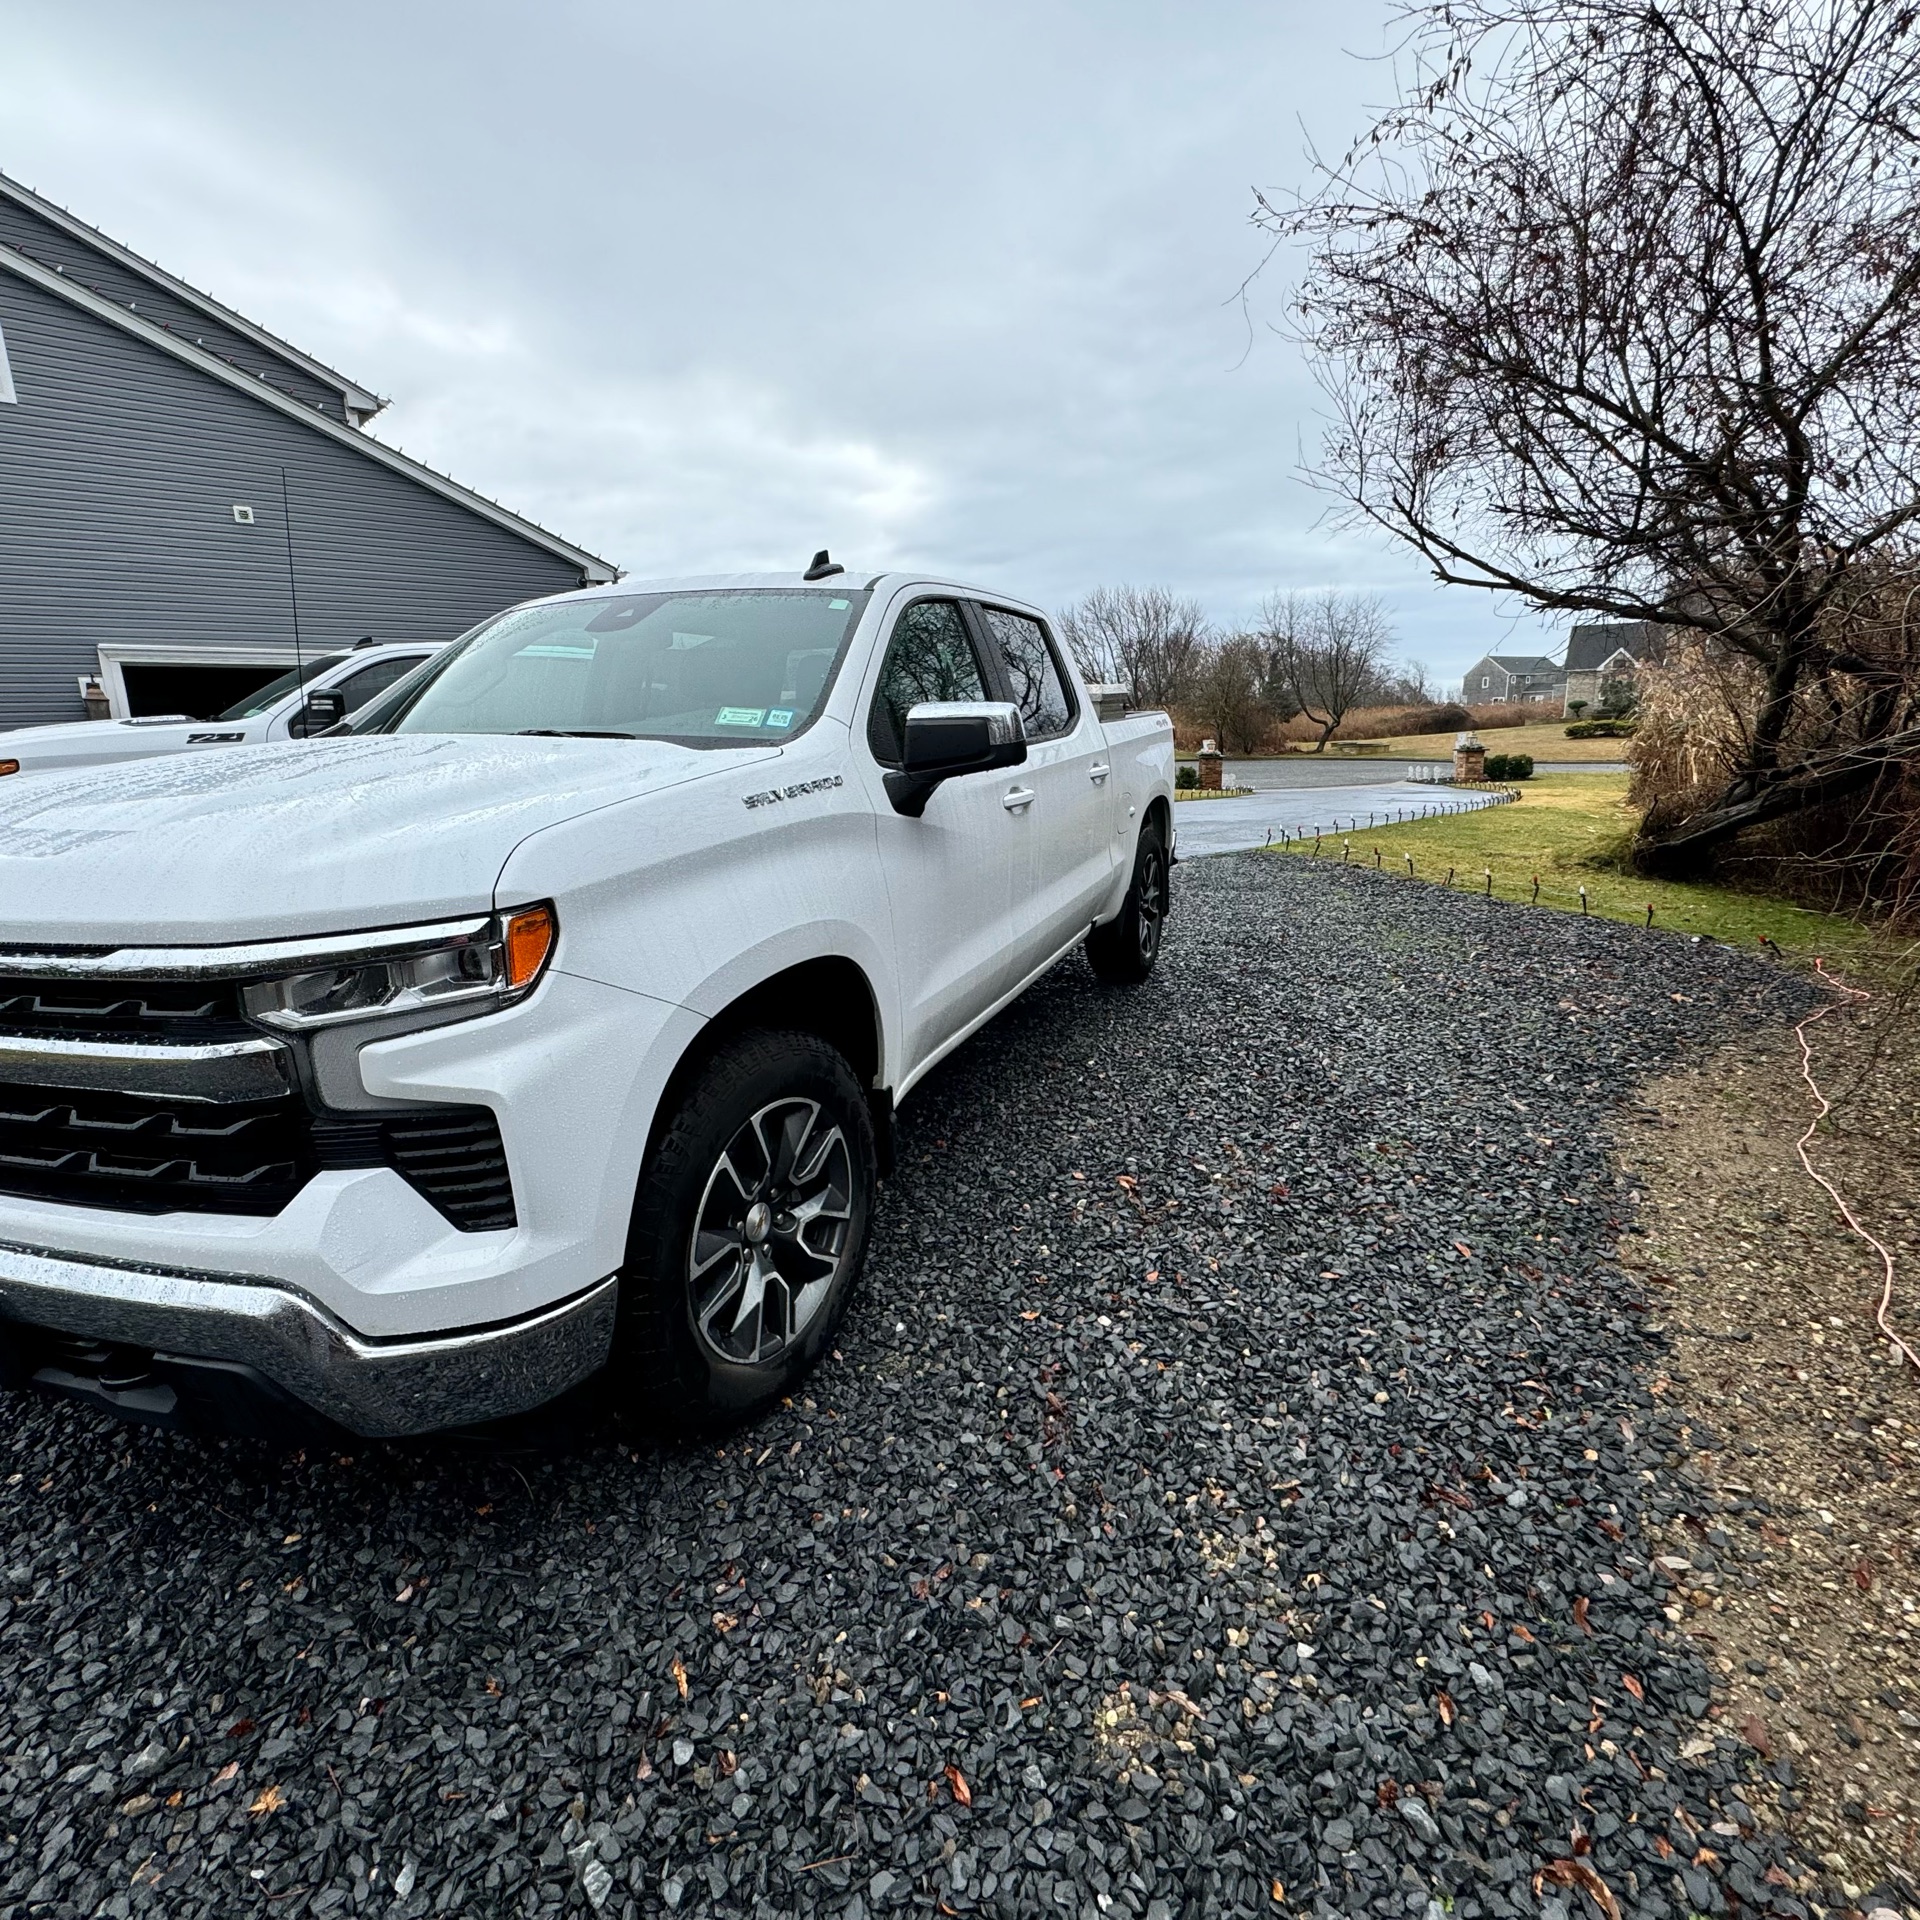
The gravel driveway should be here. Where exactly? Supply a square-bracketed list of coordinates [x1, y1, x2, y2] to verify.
[0, 857, 1817, 1920]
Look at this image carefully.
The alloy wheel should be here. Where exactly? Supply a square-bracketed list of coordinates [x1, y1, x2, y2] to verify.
[687, 1097, 854, 1367]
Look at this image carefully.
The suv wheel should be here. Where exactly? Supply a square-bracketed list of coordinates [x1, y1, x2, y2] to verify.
[615, 1028, 876, 1434]
[1086, 818, 1169, 983]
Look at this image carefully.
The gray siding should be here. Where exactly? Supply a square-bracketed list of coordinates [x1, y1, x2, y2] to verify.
[0, 268, 590, 726]
[0, 194, 353, 421]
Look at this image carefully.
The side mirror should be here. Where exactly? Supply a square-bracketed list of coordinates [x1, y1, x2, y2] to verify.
[291, 688, 348, 737]
[884, 701, 1026, 817]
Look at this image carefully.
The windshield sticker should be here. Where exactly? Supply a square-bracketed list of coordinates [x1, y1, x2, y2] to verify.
[765, 709, 795, 728]
[828, 599, 850, 610]
[744, 773, 844, 810]
[518, 643, 596, 660]
[715, 707, 765, 728]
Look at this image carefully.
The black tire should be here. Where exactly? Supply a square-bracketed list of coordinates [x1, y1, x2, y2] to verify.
[1086, 817, 1170, 984]
[614, 1028, 876, 1437]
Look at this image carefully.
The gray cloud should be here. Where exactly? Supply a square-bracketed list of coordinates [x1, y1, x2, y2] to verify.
[0, 0, 1563, 687]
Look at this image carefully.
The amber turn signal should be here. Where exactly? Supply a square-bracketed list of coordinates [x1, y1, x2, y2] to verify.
[503, 904, 556, 989]
[0, 760, 18, 776]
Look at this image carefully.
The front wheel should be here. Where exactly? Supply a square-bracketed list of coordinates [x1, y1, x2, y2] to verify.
[614, 1028, 876, 1436]
[1086, 818, 1169, 984]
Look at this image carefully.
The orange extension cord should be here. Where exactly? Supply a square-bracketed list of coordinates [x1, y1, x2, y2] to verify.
[1795, 959, 1920, 1377]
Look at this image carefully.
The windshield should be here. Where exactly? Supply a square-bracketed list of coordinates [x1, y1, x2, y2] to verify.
[379, 590, 871, 745]
[218, 657, 347, 720]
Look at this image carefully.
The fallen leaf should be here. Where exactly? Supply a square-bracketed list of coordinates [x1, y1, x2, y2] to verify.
[712, 1612, 739, 1634]
[671, 1656, 689, 1700]
[249, 1784, 284, 1816]
[1738, 1712, 1772, 1758]
[1512, 1624, 1535, 1644]
[1435, 1691, 1455, 1727]
[1653, 1835, 1673, 1859]
[165, 1790, 183, 1808]
[717, 1750, 738, 1778]
[1572, 1597, 1592, 1635]
[1270, 1878, 1285, 1903]
[944, 1764, 972, 1808]
[226, 1717, 255, 1739]
[1855, 1558, 1874, 1592]
[1453, 1242, 1473, 1258]
[212, 1761, 239, 1785]
[634, 1753, 653, 1782]
[1480, 1611, 1497, 1631]
[1621, 1673, 1644, 1702]
[1535, 1856, 1621, 1920]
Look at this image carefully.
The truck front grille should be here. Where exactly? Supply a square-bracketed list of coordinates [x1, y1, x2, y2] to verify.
[0, 1083, 311, 1215]
[0, 1081, 517, 1229]
[0, 974, 254, 1045]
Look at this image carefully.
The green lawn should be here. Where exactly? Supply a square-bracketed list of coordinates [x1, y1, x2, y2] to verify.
[1272, 772, 1863, 956]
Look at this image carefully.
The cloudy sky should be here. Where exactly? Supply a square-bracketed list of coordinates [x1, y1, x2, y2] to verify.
[1, 1, 1562, 691]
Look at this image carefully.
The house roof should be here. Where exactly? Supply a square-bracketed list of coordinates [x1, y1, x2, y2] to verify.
[1483, 654, 1564, 675]
[0, 169, 386, 423]
[0, 242, 617, 583]
[1566, 621, 1664, 672]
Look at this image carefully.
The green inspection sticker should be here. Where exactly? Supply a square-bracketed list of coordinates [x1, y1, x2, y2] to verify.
[829, 599, 850, 610]
[714, 707, 765, 727]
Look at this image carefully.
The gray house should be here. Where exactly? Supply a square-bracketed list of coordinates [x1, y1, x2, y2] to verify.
[1562, 621, 1666, 716]
[1459, 652, 1566, 706]
[0, 170, 615, 724]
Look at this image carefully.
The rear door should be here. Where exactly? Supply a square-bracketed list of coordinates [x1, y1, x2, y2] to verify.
[969, 602, 1119, 966]
[858, 595, 1030, 1079]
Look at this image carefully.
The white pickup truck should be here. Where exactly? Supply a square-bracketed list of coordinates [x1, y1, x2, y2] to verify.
[0, 565, 1173, 1440]
[0, 641, 443, 778]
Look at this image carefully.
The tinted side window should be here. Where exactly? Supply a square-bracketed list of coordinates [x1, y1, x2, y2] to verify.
[337, 656, 430, 712]
[867, 601, 986, 764]
[981, 607, 1073, 739]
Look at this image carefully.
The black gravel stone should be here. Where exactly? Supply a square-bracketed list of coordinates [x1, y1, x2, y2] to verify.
[0, 857, 1821, 1917]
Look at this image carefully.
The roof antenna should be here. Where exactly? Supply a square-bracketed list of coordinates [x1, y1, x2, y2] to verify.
[278, 466, 307, 701]
[353, 634, 377, 649]
[803, 549, 844, 582]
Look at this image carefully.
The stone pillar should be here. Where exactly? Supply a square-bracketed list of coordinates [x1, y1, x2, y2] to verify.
[1452, 731, 1487, 782]
[1196, 739, 1224, 790]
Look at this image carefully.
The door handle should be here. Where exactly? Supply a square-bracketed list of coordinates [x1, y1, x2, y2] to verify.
[1088, 761, 1111, 782]
[1002, 786, 1036, 812]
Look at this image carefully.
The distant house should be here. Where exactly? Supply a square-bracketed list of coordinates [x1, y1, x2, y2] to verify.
[1459, 653, 1566, 706]
[0, 169, 615, 724]
[1563, 621, 1666, 715]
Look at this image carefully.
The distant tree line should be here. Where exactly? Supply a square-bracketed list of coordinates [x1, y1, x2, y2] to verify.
[1057, 583, 1438, 752]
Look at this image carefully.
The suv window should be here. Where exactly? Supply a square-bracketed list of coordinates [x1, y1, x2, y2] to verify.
[867, 600, 987, 765]
[980, 606, 1073, 739]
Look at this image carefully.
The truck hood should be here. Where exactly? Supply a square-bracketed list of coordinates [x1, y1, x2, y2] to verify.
[0, 715, 220, 773]
[0, 734, 780, 944]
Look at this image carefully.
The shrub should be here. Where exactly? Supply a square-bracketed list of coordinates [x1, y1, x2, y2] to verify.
[1565, 718, 1637, 738]
[1485, 751, 1535, 780]
[1175, 763, 1200, 789]
[1567, 699, 1589, 718]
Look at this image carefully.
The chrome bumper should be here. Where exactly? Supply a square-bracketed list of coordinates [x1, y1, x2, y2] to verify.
[0, 1239, 617, 1436]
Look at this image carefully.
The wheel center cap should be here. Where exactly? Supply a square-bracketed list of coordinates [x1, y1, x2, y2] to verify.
[743, 1201, 772, 1245]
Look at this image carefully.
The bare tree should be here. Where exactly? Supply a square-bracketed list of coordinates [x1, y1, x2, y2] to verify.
[1264, 0, 1920, 865]
[1057, 585, 1209, 711]
[1261, 590, 1395, 751]
[1191, 632, 1270, 752]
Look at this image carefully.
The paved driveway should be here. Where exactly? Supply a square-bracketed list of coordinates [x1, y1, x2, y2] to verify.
[1219, 757, 1628, 787]
[0, 859, 1807, 1919]
[1172, 782, 1510, 857]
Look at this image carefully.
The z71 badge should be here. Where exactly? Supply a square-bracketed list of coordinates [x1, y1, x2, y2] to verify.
[744, 774, 845, 810]
[186, 732, 246, 744]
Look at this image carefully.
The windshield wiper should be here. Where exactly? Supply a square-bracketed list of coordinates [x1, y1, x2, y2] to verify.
[514, 728, 639, 739]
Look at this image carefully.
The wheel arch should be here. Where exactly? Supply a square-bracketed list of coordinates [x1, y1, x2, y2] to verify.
[646, 956, 895, 1176]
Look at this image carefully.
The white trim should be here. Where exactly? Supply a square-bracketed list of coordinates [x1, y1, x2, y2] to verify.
[0, 319, 15, 403]
[0, 243, 618, 583]
[94, 641, 306, 720]
[0, 169, 385, 420]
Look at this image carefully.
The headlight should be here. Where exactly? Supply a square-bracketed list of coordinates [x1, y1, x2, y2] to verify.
[242, 904, 556, 1031]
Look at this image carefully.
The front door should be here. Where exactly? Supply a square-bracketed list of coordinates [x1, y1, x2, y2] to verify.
[858, 596, 1029, 1082]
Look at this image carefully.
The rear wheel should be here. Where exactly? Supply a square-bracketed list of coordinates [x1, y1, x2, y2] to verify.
[1086, 817, 1169, 983]
[614, 1028, 876, 1435]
